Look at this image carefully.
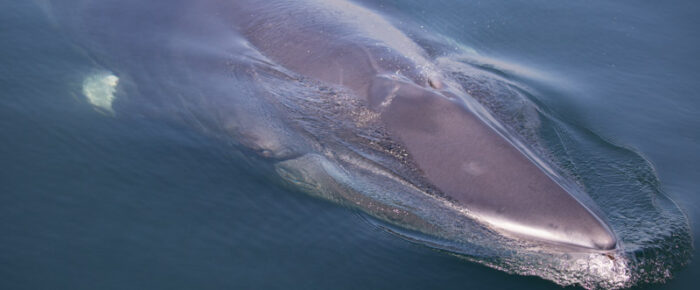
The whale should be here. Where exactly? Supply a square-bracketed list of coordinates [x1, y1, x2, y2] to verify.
[44, 0, 617, 252]
[227, 0, 617, 251]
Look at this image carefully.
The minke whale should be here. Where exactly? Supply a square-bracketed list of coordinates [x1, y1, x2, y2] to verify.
[227, 0, 617, 251]
[45, 0, 617, 252]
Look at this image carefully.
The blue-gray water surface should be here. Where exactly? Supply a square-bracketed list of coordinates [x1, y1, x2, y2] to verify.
[1, 0, 698, 289]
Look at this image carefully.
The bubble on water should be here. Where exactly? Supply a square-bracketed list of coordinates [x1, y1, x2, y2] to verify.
[82, 71, 119, 113]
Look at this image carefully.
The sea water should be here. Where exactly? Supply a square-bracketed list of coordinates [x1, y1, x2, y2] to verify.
[1, 0, 698, 289]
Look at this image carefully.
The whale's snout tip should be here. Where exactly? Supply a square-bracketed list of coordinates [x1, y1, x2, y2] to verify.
[589, 224, 618, 251]
[554, 214, 618, 252]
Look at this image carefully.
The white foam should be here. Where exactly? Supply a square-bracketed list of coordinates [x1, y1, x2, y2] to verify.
[82, 72, 119, 112]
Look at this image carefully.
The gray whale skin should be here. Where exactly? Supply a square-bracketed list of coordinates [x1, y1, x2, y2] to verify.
[47, 0, 617, 251]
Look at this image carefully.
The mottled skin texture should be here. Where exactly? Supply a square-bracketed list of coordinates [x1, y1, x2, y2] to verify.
[228, 0, 617, 250]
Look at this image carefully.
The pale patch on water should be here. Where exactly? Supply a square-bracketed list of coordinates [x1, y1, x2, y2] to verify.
[82, 72, 119, 113]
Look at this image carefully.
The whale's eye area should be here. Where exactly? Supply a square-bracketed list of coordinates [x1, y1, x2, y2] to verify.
[428, 77, 442, 90]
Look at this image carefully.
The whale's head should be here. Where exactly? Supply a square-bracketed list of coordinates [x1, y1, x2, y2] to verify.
[367, 74, 617, 252]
